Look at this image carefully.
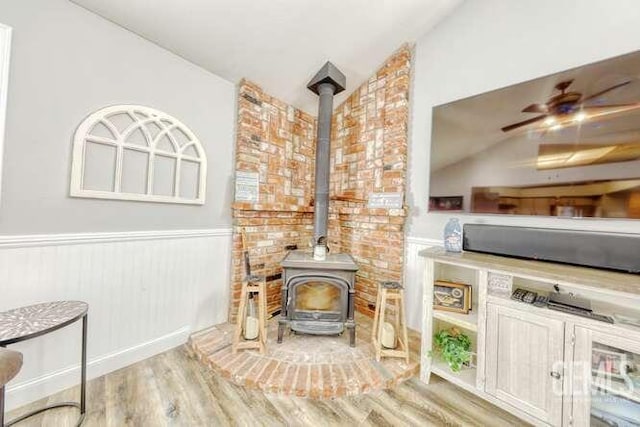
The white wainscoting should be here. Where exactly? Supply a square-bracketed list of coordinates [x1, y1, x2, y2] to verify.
[404, 236, 441, 332]
[1, 228, 232, 410]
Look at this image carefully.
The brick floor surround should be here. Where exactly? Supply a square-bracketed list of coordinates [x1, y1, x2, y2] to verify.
[230, 46, 411, 323]
[189, 313, 420, 398]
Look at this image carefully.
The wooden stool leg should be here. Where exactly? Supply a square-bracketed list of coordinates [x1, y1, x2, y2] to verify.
[394, 291, 401, 348]
[233, 283, 248, 353]
[258, 281, 267, 354]
[372, 284, 382, 342]
[400, 289, 410, 363]
[376, 289, 387, 362]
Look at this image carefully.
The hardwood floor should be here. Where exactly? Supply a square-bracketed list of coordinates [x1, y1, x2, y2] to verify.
[8, 345, 529, 426]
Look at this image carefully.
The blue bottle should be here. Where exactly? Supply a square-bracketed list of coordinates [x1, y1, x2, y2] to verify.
[444, 218, 462, 253]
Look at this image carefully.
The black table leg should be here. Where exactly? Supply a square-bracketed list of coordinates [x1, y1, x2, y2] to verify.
[4, 315, 88, 427]
[1, 385, 5, 427]
[79, 314, 87, 423]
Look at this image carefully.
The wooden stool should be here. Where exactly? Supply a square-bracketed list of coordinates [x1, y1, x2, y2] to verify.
[232, 273, 267, 354]
[371, 281, 410, 363]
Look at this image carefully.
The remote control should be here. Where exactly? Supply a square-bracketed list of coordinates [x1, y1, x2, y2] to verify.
[511, 288, 527, 301]
[522, 291, 538, 304]
[533, 295, 548, 308]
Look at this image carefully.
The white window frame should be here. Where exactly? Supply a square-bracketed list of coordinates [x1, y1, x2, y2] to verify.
[0, 24, 12, 208]
[70, 105, 207, 204]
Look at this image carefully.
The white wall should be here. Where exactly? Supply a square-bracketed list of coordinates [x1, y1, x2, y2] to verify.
[408, 0, 640, 239]
[0, 23, 10, 203]
[0, 0, 236, 234]
[2, 229, 232, 411]
[0, 0, 237, 409]
[403, 0, 640, 332]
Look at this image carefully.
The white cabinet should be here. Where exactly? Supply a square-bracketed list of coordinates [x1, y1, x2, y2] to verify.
[571, 326, 640, 426]
[486, 303, 565, 426]
[419, 247, 640, 427]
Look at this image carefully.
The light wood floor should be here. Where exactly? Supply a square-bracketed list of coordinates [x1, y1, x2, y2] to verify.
[8, 345, 529, 426]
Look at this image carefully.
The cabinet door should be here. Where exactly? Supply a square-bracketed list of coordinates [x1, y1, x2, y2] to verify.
[572, 327, 640, 427]
[486, 303, 565, 425]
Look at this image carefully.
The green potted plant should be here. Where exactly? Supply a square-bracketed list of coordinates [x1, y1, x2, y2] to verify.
[430, 327, 472, 372]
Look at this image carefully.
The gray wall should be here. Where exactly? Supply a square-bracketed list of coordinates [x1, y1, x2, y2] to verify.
[0, 0, 236, 234]
[408, 0, 640, 239]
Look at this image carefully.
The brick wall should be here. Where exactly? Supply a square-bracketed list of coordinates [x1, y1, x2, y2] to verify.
[231, 80, 317, 322]
[230, 46, 411, 322]
[330, 46, 411, 317]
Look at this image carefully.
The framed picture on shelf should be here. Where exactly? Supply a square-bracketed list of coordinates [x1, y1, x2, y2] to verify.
[592, 346, 631, 377]
[429, 196, 463, 211]
[433, 280, 472, 314]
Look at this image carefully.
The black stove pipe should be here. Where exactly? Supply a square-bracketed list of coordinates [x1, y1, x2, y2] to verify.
[307, 62, 346, 243]
[313, 82, 335, 242]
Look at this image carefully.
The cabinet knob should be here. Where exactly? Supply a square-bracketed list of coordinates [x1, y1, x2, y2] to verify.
[549, 371, 562, 380]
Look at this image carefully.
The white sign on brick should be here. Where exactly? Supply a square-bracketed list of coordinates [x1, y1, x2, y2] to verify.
[235, 171, 259, 202]
[368, 192, 403, 209]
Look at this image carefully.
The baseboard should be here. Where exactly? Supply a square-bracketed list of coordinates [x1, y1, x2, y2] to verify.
[5, 326, 191, 411]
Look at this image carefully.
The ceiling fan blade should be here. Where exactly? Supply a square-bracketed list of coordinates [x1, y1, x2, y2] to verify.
[581, 103, 640, 111]
[501, 115, 548, 132]
[582, 80, 632, 102]
[577, 103, 640, 119]
[522, 103, 549, 113]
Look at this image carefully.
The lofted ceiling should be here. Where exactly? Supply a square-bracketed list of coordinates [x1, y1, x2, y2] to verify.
[70, 0, 463, 114]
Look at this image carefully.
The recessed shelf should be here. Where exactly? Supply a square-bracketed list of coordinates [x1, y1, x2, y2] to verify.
[431, 359, 477, 393]
[433, 307, 478, 331]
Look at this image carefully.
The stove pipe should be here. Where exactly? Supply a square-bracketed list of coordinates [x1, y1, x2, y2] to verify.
[307, 62, 346, 242]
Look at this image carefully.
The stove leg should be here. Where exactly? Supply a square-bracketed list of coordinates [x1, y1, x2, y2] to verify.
[346, 322, 356, 347]
[277, 321, 286, 343]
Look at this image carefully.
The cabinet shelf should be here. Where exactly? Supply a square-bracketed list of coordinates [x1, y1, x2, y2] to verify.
[592, 379, 640, 404]
[431, 359, 477, 393]
[433, 307, 478, 331]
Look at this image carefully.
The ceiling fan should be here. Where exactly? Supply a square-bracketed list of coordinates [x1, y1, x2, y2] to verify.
[501, 79, 635, 132]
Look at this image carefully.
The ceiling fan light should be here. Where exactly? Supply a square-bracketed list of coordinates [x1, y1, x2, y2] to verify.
[574, 112, 588, 122]
[544, 117, 556, 126]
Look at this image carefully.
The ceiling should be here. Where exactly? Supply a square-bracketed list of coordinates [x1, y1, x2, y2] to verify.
[70, 0, 463, 114]
[432, 49, 640, 171]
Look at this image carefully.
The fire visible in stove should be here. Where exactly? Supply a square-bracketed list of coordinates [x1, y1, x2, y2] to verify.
[295, 282, 342, 312]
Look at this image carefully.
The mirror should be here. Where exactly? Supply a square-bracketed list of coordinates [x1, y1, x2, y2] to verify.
[429, 50, 640, 219]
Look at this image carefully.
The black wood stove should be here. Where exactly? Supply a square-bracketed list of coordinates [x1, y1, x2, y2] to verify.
[278, 251, 358, 346]
[278, 62, 359, 347]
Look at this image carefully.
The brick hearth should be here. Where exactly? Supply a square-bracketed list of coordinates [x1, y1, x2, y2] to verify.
[189, 313, 420, 398]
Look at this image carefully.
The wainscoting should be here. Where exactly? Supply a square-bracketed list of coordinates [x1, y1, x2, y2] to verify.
[1, 228, 232, 410]
[404, 236, 440, 332]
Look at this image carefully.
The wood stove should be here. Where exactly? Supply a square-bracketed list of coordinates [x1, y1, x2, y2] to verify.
[278, 62, 358, 346]
[278, 250, 358, 346]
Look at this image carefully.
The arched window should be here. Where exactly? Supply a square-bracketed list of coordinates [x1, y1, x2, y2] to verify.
[70, 105, 207, 204]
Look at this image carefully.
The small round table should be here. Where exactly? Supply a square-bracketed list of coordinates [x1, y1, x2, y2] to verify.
[0, 301, 88, 426]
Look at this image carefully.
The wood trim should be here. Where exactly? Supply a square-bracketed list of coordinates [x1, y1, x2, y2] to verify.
[0, 228, 232, 248]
